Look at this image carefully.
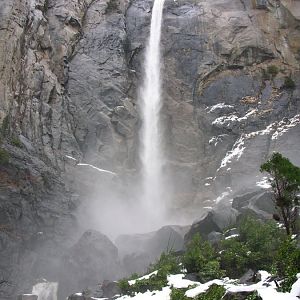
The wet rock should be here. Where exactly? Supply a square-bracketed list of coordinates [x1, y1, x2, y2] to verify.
[238, 269, 259, 284]
[184, 212, 222, 243]
[233, 191, 276, 221]
[207, 231, 223, 245]
[116, 225, 187, 275]
[102, 280, 121, 298]
[60, 230, 121, 300]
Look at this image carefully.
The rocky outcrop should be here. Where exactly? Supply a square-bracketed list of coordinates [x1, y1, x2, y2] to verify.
[59, 230, 122, 299]
[116, 225, 187, 274]
[0, 0, 299, 298]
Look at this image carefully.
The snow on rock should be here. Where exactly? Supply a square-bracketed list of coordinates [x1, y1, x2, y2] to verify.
[116, 270, 300, 300]
[256, 177, 271, 189]
[116, 287, 171, 300]
[167, 274, 199, 289]
[206, 103, 234, 113]
[271, 115, 300, 140]
[212, 109, 258, 128]
[217, 136, 245, 170]
[225, 234, 239, 240]
[258, 287, 299, 300]
[216, 114, 300, 171]
[185, 279, 228, 298]
[290, 275, 300, 297]
[129, 271, 158, 286]
[212, 114, 239, 127]
[209, 134, 228, 147]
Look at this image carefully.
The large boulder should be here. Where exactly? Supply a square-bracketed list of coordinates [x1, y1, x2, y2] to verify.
[116, 225, 188, 275]
[232, 191, 276, 221]
[184, 212, 222, 243]
[184, 201, 238, 243]
[59, 230, 121, 300]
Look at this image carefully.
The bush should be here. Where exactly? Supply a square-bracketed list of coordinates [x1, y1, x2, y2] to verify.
[170, 288, 189, 300]
[11, 136, 22, 148]
[105, 0, 119, 13]
[196, 284, 226, 300]
[183, 234, 225, 282]
[275, 237, 300, 292]
[267, 65, 279, 77]
[148, 251, 181, 275]
[119, 252, 181, 296]
[220, 217, 285, 277]
[283, 77, 296, 90]
[1, 115, 9, 137]
[219, 238, 250, 278]
[0, 148, 9, 164]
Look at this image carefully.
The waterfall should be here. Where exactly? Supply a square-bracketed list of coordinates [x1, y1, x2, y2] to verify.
[139, 0, 166, 228]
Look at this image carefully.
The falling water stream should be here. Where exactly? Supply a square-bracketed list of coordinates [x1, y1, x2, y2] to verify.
[140, 0, 166, 228]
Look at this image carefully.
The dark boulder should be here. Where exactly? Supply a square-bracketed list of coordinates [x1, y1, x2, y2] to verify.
[184, 212, 222, 243]
[207, 231, 223, 244]
[59, 230, 121, 300]
[233, 191, 276, 222]
[239, 269, 260, 284]
[116, 225, 187, 275]
[102, 280, 121, 298]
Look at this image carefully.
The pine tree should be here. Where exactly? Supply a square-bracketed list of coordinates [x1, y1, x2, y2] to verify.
[260, 152, 300, 235]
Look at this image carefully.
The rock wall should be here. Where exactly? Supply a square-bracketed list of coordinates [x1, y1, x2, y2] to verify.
[0, 0, 299, 298]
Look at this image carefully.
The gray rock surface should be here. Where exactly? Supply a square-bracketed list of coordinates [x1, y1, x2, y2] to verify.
[0, 0, 299, 298]
[116, 225, 187, 274]
[60, 230, 122, 300]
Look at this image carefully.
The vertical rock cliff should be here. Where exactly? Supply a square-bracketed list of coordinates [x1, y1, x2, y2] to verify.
[0, 0, 299, 298]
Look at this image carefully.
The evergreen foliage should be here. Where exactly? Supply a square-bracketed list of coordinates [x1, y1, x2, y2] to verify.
[220, 217, 284, 277]
[0, 148, 9, 164]
[260, 152, 300, 235]
[182, 234, 225, 281]
[283, 77, 296, 90]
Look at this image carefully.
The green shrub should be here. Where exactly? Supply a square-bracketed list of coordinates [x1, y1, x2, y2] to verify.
[267, 65, 279, 77]
[183, 234, 225, 282]
[283, 77, 296, 90]
[0, 148, 9, 164]
[1, 115, 9, 137]
[105, 0, 119, 13]
[170, 288, 189, 300]
[196, 284, 226, 300]
[118, 272, 167, 296]
[220, 238, 250, 278]
[220, 217, 285, 277]
[148, 251, 181, 275]
[11, 136, 22, 148]
[245, 291, 261, 300]
[275, 237, 300, 292]
[119, 252, 181, 296]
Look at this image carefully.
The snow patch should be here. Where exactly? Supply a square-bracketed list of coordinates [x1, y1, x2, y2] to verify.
[167, 274, 199, 289]
[225, 234, 239, 240]
[77, 163, 116, 176]
[206, 103, 234, 113]
[129, 271, 158, 286]
[116, 270, 300, 300]
[256, 177, 271, 189]
[218, 136, 245, 170]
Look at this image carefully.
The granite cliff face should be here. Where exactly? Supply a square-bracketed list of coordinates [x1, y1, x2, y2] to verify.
[0, 0, 299, 298]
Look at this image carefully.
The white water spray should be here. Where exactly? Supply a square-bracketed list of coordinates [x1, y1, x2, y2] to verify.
[139, 0, 166, 228]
